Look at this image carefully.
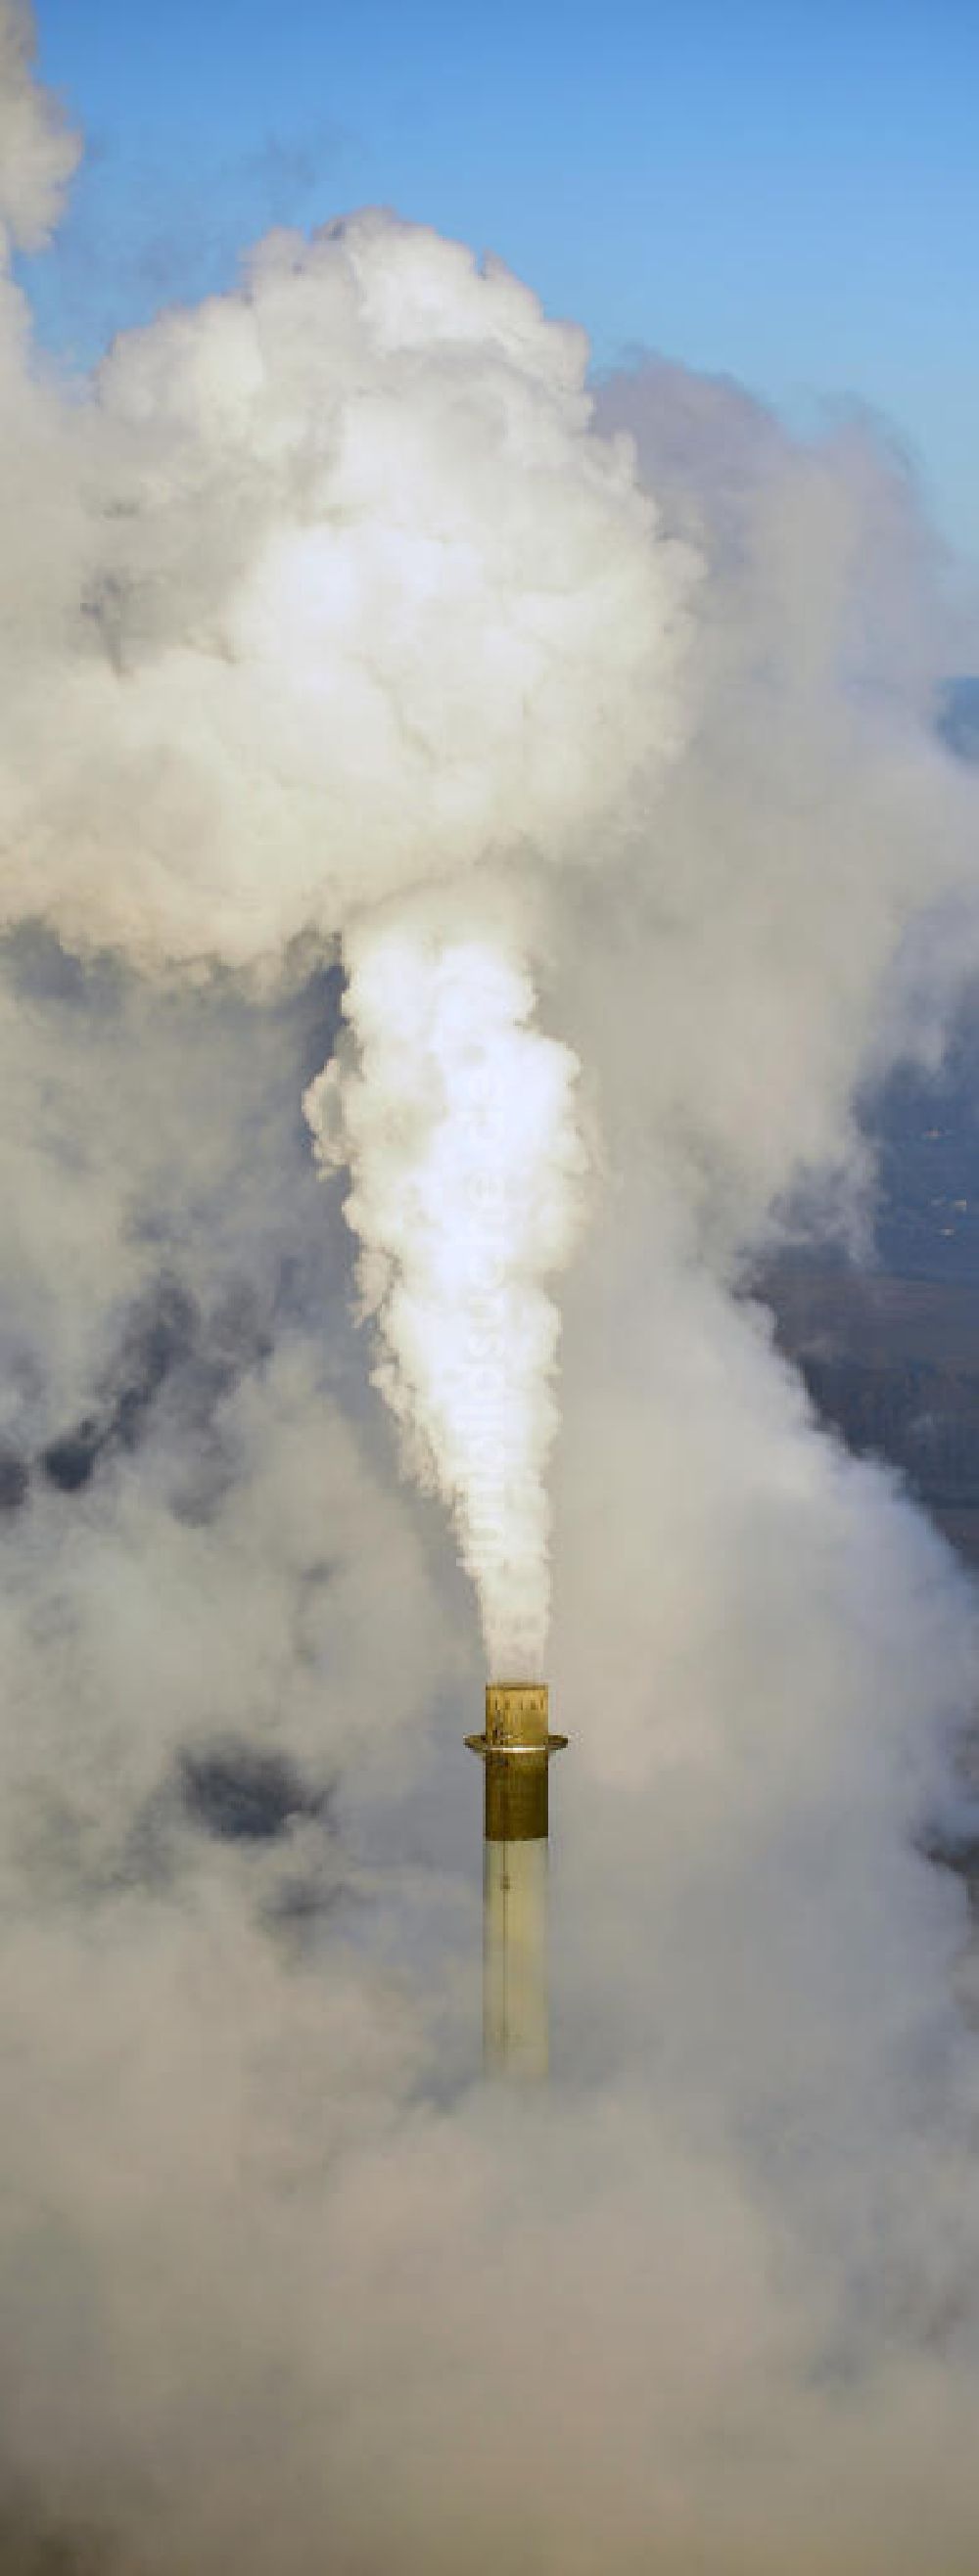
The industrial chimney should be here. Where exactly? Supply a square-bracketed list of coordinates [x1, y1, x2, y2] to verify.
[466, 1683, 567, 2077]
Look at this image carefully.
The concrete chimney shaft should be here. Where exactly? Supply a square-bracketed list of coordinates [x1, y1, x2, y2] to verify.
[466, 1683, 567, 2077]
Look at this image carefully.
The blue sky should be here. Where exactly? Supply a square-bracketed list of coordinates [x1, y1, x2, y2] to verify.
[22, 0, 979, 562]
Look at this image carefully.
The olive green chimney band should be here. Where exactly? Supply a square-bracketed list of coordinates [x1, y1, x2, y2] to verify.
[466, 1682, 567, 1845]
[484, 1749, 549, 1841]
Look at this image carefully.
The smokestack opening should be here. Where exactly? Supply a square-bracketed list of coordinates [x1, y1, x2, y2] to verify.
[465, 1681, 568, 1836]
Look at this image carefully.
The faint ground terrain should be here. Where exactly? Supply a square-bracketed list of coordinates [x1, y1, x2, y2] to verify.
[757, 681, 979, 1571]
[758, 1253, 979, 1571]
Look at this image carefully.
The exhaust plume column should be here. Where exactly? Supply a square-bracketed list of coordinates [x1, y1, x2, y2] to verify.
[303, 927, 587, 1675]
[467, 1682, 567, 2076]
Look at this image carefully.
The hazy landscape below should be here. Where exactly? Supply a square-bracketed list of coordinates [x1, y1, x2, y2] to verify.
[6, 13, 979, 2552]
[759, 704, 979, 1574]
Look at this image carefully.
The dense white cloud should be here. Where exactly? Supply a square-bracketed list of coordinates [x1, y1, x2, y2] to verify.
[3, 7, 979, 2571]
[0, 205, 693, 969]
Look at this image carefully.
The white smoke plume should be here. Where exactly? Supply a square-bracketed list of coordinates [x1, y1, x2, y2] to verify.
[6, 8, 979, 2573]
[304, 916, 586, 1673]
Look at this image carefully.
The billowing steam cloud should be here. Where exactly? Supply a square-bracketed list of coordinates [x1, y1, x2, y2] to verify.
[0, 155, 693, 1668]
[7, 7, 979, 2573]
[0, 204, 691, 969]
[305, 916, 587, 1671]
